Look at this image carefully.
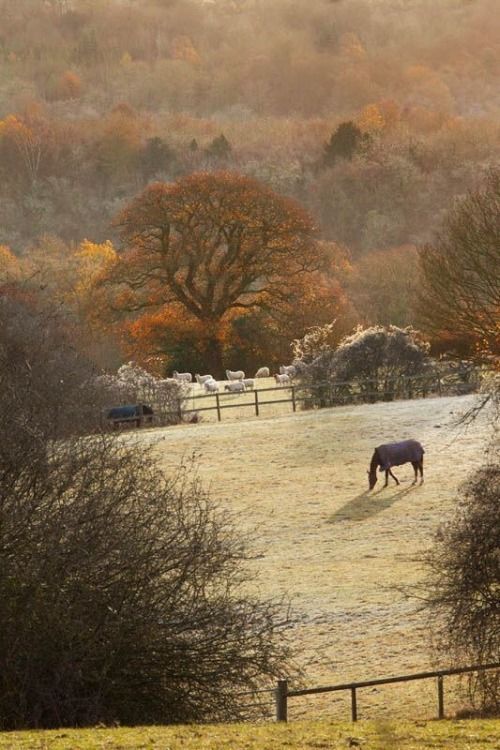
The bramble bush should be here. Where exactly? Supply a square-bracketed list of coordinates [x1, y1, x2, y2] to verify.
[424, 463, 500, 715]
[0, 299, 294, 729]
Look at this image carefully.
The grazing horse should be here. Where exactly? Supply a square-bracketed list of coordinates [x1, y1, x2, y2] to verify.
[368, 439, 424, 490]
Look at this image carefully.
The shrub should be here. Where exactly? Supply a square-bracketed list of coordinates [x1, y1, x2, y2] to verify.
[0, 438, 292, 728]
[0, 299, 293, 728]
[423, 463, 500, 715]
[291, 321, 339, 366]
[300, 325, 433, 406]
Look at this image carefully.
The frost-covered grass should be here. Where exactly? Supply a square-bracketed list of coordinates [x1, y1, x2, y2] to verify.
[137, 394, 490, 720]
[184, 375, 294, 422]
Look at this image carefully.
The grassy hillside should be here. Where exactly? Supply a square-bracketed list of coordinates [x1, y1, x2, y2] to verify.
[0, 719, 499, 749]
[136, 393, 491, 719]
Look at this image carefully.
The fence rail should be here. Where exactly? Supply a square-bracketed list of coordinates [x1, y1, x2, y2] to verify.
[274, 662, 500, 722]
[106, 371, 480, 430]
[178, 372, 479, 423]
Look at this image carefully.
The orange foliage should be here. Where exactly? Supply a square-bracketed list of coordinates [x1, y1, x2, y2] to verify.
[125, 305, 208, 370]
[171, 36, 201, 66]
[0, 245, 22, 284]
[103, 171, 344, 372]
[357, 103, 384, 134]
[357, 100, 401, 134]
[53, 71, 82, 101]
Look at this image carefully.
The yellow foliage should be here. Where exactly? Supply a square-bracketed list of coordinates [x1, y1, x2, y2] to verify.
[357, 103, 384, 134]
[0, 115, 31, 142]
[0, 245, 22, 283]
[377, 99, 401, 131]
[74, 240, 117, 297]
[77, 239, 117, 265]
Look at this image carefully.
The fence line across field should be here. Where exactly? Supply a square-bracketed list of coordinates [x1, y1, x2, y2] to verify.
[274, 661, 500, 723]
[175, 372, 478, 423]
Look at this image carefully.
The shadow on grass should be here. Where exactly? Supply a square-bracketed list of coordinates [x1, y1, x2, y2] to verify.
[328, 484, 419, 524]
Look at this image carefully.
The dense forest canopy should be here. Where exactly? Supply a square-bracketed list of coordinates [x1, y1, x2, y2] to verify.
[1, 0, 497, 119]
[0, 0, 498, 370]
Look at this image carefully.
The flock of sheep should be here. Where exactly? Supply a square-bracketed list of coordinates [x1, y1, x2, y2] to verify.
[172, 365, 298, 393]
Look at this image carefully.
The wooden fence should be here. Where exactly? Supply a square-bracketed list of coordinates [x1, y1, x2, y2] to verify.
[179, 372, 479, 423]
[274, 662, 500, 722]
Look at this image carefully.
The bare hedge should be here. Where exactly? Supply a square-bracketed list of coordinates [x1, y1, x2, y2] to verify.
[0, 299, 294, 728]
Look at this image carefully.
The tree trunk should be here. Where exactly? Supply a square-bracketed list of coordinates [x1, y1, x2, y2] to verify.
[204, 336, 225, 379]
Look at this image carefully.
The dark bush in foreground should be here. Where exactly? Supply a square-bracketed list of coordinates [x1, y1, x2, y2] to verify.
[0, 299, 293, 728]
[424, 464, 500, 715]
[0, 439, 292, 728]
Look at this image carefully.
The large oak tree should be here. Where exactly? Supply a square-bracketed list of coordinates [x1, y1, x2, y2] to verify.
[108, 171, 325, 374]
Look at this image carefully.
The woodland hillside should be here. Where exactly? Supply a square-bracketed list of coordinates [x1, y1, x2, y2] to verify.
[0, 0, 498, 372]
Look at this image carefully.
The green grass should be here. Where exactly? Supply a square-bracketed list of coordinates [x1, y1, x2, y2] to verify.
[0, 720, 498, 750]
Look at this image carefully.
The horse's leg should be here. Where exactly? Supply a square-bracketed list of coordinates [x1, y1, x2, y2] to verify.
[419, 457, 424, 483]
[411, 461, 418, 484]
[388, 468, 400, 485]
[384, 469, 389, 487]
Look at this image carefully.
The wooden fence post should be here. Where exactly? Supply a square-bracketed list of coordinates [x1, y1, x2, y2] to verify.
[215, 393, 221, 422]
[437, 675, 444, 719]
[254, 389, 259, 417]
[291, 385, 296, 412]
[350, 687, 358, 722]
[276, 679, 288, 722]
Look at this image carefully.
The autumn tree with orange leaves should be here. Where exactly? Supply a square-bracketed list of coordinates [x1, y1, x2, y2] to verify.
[108, 171, 330, 375]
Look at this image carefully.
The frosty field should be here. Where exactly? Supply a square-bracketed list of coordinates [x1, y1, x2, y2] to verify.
[137, 393, 491, 720]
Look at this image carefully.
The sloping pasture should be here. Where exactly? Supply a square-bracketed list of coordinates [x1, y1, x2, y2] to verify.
[137, 394, 491, 721]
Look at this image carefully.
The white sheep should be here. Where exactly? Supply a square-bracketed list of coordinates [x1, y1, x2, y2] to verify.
[279, 365, 296, 378]
[225, 369, 245, 380]
[274, 373, 291, 385]
[224, 381, 245, 393]
[203, 378, 219, 393]
[254, 367, 270, 378]
[172, 370, 192, 383]
[242, 378, 255, 390]
[195, 373, 214, 385]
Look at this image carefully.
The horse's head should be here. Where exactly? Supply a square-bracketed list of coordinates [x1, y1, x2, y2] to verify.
[368, 468, 378, 490]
